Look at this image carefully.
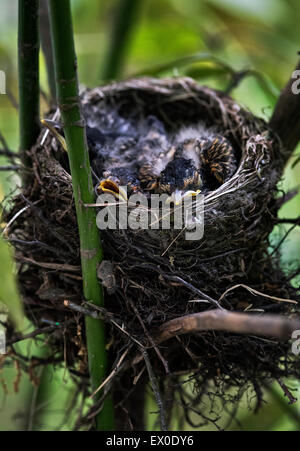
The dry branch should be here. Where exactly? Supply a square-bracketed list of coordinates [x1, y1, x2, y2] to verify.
[155, 310, 300, 343]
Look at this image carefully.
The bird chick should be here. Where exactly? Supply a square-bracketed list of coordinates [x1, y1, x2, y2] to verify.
[99, 166, 141, 202]
[154, 123, 237, 204]
[41, 117, 237, 207]
[41, 118, 138, 202]
[175, 124, 237, 186]
[157, 157, 202, 205]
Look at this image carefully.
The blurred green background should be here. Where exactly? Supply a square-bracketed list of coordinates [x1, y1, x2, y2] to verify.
[0, 0, 300, 430]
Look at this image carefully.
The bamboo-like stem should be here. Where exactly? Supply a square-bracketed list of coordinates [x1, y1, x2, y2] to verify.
[39, 0, 56, 101]
[18, 0, 40, 180]
[48, 0, 114, 430]
[101, 0, 141, 81]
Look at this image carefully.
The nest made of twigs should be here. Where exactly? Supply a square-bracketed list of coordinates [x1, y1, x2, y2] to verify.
[5, 77, 300, 429]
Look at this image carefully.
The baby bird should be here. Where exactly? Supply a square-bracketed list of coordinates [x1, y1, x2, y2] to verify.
[41, 118, 237, 205]
[158, 124, 236, 203]
[137, 123, 236, 204]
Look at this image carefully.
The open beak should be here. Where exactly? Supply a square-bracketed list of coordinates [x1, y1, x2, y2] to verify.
[41, 119, 67, 151]
[98, 179, 128, 202]
[166, 189, 201, 205]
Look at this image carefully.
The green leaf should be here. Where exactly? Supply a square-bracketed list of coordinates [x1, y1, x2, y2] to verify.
[0, 235, 23, 330]
[129, 52, 235, 78]
[185, 63, 230, 79]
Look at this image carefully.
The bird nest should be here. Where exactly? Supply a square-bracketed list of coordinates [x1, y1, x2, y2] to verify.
[5, 77, 300, 430]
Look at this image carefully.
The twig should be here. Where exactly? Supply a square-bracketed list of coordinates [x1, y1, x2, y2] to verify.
[275, 188, 299, 210]
[0, 165, 22, 171]
[155, 310, 300, 344]
[142, 349, 167, 432]
[276, 378, 297, 405]
[127, 297, 170, 374]
[90, 347, 130, 399]
[64, 300, 100, 319]
[270, 222, 299, 257]
[66, 300, 144, 348]
[135, 263, 223, 310]
[0, 149, 19, 159]
[6, 89, 19, 110]
[15, 256, 80, 273]
[276, 217, 300, 225]
[225, 68, 279, 100]
[2, 205, 29, 236]
[88, 302, 140, 345]
[265, 383, 300, 429]
[20, 194, 76, 255]
[161, 274, 223, 310]
[0, 130, 10, 151]
[218, 283, 297, 304]
[7, 324, 61, 345]
[0, 131, 19, 163]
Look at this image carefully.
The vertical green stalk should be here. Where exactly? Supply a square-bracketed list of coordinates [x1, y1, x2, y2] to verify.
[48, 0, 114, 430]
[39, 0, 56, 101]
[101, 0, 142, 81]
[18, 0, 40, 180]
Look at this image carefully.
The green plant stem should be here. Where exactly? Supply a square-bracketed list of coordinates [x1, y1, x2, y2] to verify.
[48, 0, 114, 430]
[101, 0, 142, 81]
[39, 0, 56, 101]
[18, 0, 40, 181]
